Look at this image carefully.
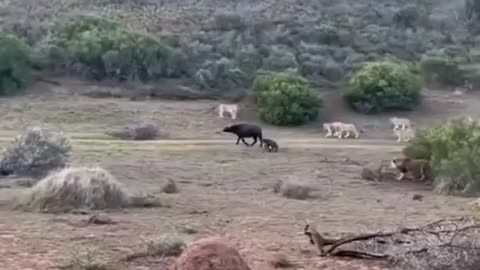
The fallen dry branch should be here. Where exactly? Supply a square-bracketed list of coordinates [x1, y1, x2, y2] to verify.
[304, 217, 480, 270]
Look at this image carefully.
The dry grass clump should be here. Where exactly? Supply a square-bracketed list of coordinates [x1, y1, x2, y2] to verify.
[269, 253, 295, 268]
[124, 234, 189, 261]
[144, 235, 188, 257]
[105, 123, 162, 140]
[471, 199, 480, 219]
[69, 247, 108, 270]
[128, 192, 164, 208]
[162, 179, 179, 194]
[14, 166, 160, 213]
[273, 176, 316, 200]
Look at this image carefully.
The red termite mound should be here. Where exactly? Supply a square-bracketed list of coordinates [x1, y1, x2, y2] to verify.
[174, 237, 252, 270]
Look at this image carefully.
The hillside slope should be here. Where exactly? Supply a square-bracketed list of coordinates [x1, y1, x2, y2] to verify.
[0, 0, 475, 99]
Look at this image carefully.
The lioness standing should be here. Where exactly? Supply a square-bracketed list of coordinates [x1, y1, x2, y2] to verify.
[323, 122, 360, 139]
[390, 117, 412, 130]
[218, 104, 239, 120]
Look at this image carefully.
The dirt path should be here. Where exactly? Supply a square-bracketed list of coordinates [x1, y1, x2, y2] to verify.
[0, 135, 403, 149]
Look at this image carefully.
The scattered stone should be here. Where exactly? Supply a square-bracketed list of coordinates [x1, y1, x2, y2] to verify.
[87, 214, 117, 225]
[412, 194, 424, 201]
[361, 161, 385, 182]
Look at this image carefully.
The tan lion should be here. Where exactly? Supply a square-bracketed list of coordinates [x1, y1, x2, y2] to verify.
[323, 122, 343, 138]
[390, 157, 432, 182]
[323, 122, 360, 139]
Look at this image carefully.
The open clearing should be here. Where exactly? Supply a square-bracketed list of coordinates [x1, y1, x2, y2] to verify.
[0, 80, 477, 270]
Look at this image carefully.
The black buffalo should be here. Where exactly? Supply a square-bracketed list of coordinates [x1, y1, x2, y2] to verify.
[222, 123, 263, 147]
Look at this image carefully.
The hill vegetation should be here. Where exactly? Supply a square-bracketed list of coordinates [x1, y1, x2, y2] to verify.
[1, 0, 479, 99]
[1, 0, 480, 127]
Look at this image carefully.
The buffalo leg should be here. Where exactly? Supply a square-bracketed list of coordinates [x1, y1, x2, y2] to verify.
[241, 137, 250, 146]
[250, 136, 258, 146]
[236, 136, 241, 145]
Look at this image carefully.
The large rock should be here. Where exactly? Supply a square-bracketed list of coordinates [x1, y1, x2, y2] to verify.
[174, 237, 251, 270]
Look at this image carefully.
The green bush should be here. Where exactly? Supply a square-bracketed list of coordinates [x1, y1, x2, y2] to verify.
[402, 132, 432, 161]
[420, 57, 465, 87]
[254, 72, 322, 126]
[343, 61, 422, 113]
[50, 15, 118, 41]
[403, 117, 480, 195]
[0, 33, 33, 95]
[43, 15, 175, 81]
[253, 71, 309, 94]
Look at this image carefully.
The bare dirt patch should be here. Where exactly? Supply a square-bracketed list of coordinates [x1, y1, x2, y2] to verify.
[0, 145, 471, 270]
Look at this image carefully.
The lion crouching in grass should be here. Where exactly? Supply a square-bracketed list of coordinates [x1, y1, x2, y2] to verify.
[14, 166, 161, 213]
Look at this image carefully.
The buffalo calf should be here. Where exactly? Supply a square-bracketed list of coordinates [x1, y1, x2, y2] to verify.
[261, 138, 278, 152]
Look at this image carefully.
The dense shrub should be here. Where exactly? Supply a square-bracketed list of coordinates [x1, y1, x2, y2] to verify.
[213, 13, 247, 31]
[403, 117, 480, 195]
[393, 5, 428, 29]
[420, 57, 466, 87]
[2, 21, 48, 46]
[262, 45, 298, 72]
[402, 131, 432, 161]
[42, 15, 175, 81]
[193, 57, 248, 91]
[253, 72, 322, 126]
[460, 64, 480, 89]
[253, 71, 309, 94]
[343, 61, 422, 113]
[0, 33, 33, 95]
[0, 126, 72, 179]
